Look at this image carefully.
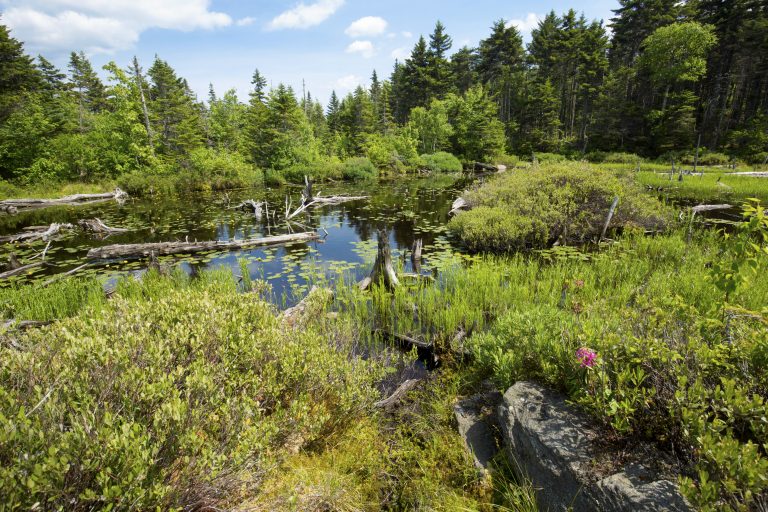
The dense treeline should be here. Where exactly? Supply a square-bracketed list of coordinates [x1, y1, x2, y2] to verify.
[0, 0, 766, 190]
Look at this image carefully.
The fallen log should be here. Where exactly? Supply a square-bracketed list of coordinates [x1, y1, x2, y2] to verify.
[0, 261, 44, 280]
[374, 378, 422, 409]
[691, 203, 732, 214]
[286, 193, 368, 220]
[449, 197, 468, 215]
[78, 218, 130, 235]
[279, 286, 333, 328]
[725, 171, 768, 178]
[0, 223, 74, 243]
[372, 328, 432, 349]
[86, 231, 320, 260]
[3, 319, 52, 331]
[473, 162, 498, 172]
[0, 188, 128, 212]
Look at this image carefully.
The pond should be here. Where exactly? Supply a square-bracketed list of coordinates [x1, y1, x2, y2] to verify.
[0, 174, 474, 305]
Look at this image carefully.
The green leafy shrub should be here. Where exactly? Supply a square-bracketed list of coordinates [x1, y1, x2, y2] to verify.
[603, 152, 643, 164]
[179, 147, 262, 191]
[533, 152, 567, 163]
[678, 151, 730, 166]
[421, 152, 463, 173]
[281, 159, 342, 183]
[364, 131, 422, 174]
[263, 168, 287, 187]
[448, 162, 670, 251]
[341, 157, 378, 181]
[0, 273, 383, 510]
[493, 154, 520, 168]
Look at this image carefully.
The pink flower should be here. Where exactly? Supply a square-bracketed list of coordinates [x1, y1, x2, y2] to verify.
[576, 347, 597, 368]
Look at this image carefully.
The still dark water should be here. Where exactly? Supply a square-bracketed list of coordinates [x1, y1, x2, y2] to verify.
[0, 174, 472, 304]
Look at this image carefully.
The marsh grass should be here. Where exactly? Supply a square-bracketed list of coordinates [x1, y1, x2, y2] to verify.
[636, 170, 768, 201]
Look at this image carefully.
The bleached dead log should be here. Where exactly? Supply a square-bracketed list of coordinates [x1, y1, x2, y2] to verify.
[0, 223, 74, 243]
[473, 162, 498, 172]
[0, 188, 127, 212]
[78, 218, 129, 235]
[449, 197, 468, 215]
[279, 286, 333, 328]
[86, 231, 320, 260]
[0, 261, 44, 280]
[374, 378, 422, 409]
[359, 229, 399, 290]
[230, 200, 264, 218]
[691, 204, 732, 214]
[286, 193, 368, 220]
[726, 172, 768, 178]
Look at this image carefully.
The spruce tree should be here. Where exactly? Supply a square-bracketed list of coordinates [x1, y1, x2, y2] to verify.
[0, 21, 40, 122]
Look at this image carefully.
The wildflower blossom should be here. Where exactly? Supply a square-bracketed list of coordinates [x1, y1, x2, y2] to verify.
[576, 347, 597, 368]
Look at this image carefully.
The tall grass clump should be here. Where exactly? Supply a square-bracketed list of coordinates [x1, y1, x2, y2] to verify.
[449, 162, 670, 251]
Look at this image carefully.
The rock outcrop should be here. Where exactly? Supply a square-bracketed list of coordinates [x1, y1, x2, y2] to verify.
[497, 381, 691, 512]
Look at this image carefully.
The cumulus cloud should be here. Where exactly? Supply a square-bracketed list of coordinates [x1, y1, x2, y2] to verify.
[345, 40, 375, 58]
[344, 16, 387, 37]
[401, 31, 412, 38]
[335, 74, 361, 91]
[2, 0, 232, 54]
[508, 13, 542, 33]
[268, 0, 344, 30]
[391, 47, 409, 61]
[236, 17, 256, 27]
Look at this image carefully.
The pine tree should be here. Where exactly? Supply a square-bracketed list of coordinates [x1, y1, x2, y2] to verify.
[608, 0, 682, 68]
[326, 90, 341, 132]
[0, 22, 40, 122]
[450, 46, 478, 94]
[476, 20, 525, 84]
[426, 21, 454, 98]
[147, 57, 204, 157]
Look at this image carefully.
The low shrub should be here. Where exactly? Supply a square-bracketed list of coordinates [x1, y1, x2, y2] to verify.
[420, 152, 463, 173]
[603, 152, 643, 164]
[533, 152, 567, 163]
[493, 154, 521, 168]
[341, 157, 378, 181]
[281, 159, 342, 184]
[179, 147, 262, 191]
[679, 151, 730, 166]
[448, 162, 670, 251]
[264, 168, 287, 187]
[0, 271, 384, 510]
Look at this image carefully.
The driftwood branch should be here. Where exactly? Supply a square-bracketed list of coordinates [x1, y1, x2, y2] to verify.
[372, 328, 432, 349]
[87, 231, 319, 260]
[279, 286, 333, 329]
[449, 197, 468, 215]
[230, 200, 264, 218]
[599, 195, 620, 242]
[0, 223, 74, 243]
[0, 261, 44, 279]
[374, 379, 422, 409]
[286, 193, 368, 220]
[0, 188, 127, 213]
[78, 218, 129, 235]
[691, 204, 732, 214]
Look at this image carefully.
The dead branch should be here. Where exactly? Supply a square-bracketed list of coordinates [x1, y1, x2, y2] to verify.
[78, 218, 130, 235]
[0, 188, 127, 213]
[374, 379, 422, 409]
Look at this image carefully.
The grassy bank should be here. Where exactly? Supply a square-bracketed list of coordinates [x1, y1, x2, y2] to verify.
[637, 169, 768, 201]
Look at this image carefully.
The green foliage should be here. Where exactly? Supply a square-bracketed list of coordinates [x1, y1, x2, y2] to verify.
[281, 159, 342, 183]
[587, 152, 643, 164]
[0, 271, 384, 510]
[449, 162, 670, 251]
[420, 151, 462, 172]
[341, 157, 377, 181]
[180, 147, 261, 191]
[363, 130, 421, 174]
[408, 99, 454, 154]
[533, 152, 567, 162]
[444, 85, 506, 162]
[640, 22, 717, 86]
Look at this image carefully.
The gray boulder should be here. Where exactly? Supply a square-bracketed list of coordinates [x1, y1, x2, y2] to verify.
[498, 381, 691, 512]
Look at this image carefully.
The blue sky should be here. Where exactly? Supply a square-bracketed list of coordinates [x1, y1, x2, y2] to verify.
[2, 0, 619, 105]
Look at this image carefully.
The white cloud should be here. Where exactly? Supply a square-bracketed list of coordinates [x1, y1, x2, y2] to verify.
[508, 13, 542, 33]
[2, 0, 232, 54]
[335, 74, 361, 91]
[344, 16, 387, 38]
[236, 17, 256, 27]
[268, 0, 344, 30]
[401, 31, 412, 38]
[345, 40, 375, 58]
[391, 47, 409, 60]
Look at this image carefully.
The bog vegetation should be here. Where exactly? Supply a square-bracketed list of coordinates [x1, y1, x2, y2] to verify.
[1, 0, 768, 510]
